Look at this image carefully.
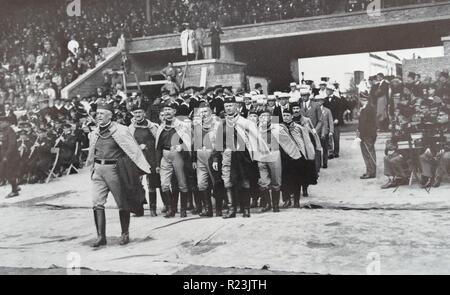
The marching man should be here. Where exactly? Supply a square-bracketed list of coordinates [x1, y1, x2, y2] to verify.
[212, 96, 270, 218]
[129, 105, 160, 216]
[257, 108, 301, 212]
[155, 103, 192, 218]
[192, 102, 225, 217]
[85, 103, 151, 248]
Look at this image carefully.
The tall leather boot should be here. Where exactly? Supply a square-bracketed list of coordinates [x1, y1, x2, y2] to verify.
[302, 185, 309, 197]
[192, 191, 203, 215]
[160, 189, 168, 213]
[242, 188, 251, 218]
[187, 191, 194, 211]
[215, 189, 224, 217]
[293, 192, 300, 208]
[272, 190, 280, 212]
[199, 190, 213, 217]
[91, 208, 107, 248]
[163, 191, 175, 218]
[180, 192, 188, 218]
[260, 190, 272, 213]
[119, 210, 130, 245]
[282, 190, 292, 208]
[149, 191, 157, 217]
[223, 189, 236, 219]
[260, 191, 267, 209]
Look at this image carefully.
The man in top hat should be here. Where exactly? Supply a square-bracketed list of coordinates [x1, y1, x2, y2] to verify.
[129, 104, 160, 217]
[324, 83, 345, 158]
[155, 102, 192, 218]
[85, 103, 151, 247]
[314, 94, 334, 169]
[212, 96, 270, 218]
[0, 116, 20, 198]
[357, 92, 377, 179]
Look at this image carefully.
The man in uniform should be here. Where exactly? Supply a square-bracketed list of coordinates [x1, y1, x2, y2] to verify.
[155, 103, 192, 218]
[212, 96, 270, 218]
[257, 108, 301, 212]
[192, 102, 225, 217]
[0, 116, 20, 198]
[85, 103, 151, 247]
[129, 105, 160, 216]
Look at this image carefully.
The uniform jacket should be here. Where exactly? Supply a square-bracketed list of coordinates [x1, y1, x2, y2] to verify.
[285, 122, 316, 161]
[86, 122, 151, 174]
[155, 118, 192, 152]
[297, 116, 323, 153]
[259, 123, 301, 161]
[213, 115, 271, 162]
[316, 106, 334, 138]
[129, 119, 159, 173]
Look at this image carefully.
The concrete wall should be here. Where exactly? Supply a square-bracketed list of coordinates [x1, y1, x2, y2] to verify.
[403, 56, 450, 80]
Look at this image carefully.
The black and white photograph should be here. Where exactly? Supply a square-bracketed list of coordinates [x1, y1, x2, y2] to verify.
[1, 0, 450, 280]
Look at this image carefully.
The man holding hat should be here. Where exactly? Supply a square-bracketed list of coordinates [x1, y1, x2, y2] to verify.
[85, 103, 151, 247]
[155, 102, 192, 218]
[129, 104, 160, 217]
[0, 116, 20, 198]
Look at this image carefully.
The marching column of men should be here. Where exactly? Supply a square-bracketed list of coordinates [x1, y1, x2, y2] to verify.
[123, 82, 347, 224]
[1, 81, 349, 248]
